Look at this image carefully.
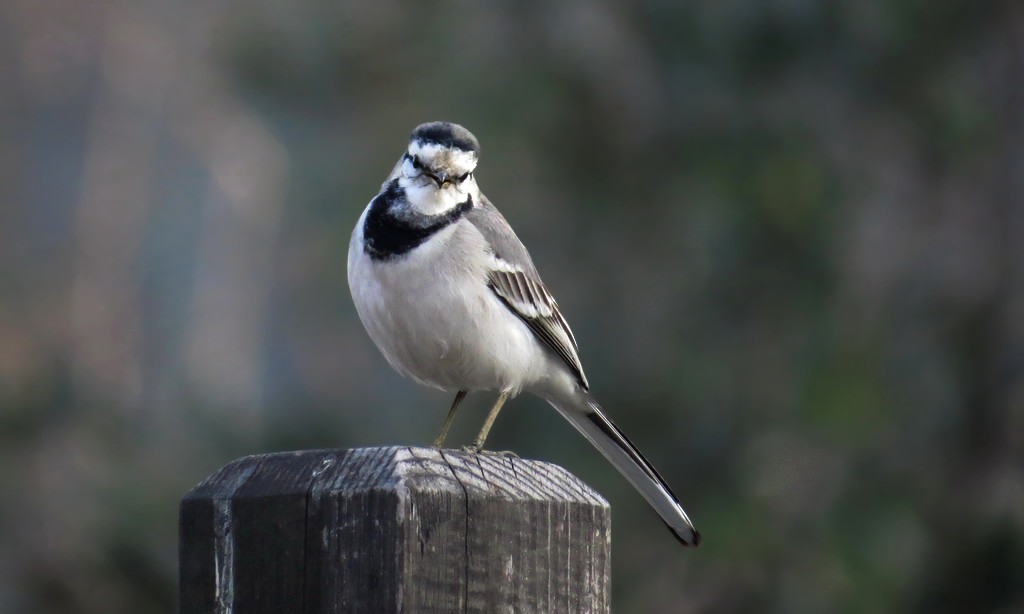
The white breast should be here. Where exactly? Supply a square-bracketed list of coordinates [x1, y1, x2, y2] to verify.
[347, 206, 549, 394]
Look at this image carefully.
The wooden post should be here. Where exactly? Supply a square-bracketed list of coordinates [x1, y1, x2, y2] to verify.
[180, 446, 611, 613]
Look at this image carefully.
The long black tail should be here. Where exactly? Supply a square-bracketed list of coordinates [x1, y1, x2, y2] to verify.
[548, 395, 700, 547]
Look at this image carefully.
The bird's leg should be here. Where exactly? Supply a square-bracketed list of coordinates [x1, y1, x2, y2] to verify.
[433, 390, 467, 448]
[469, 390, 511, 452]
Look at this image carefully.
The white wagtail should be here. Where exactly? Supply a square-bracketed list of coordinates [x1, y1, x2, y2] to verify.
[348, 121, 699, 546]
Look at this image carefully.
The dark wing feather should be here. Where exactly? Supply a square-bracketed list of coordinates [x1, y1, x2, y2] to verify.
[466, 196, 590, 390]
[488, 270, 588, 389]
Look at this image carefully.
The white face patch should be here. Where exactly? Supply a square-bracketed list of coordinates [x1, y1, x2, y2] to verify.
[407, 140, 478, 177]
[399, 173, 479, 216]
[398, 139, 480, 216]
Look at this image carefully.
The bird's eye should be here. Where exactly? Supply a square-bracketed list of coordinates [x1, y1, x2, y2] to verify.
[456, 172, 470, 183]
[408, 155, 424, 170]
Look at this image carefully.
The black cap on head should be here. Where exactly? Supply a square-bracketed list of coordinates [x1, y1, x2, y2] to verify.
[410, 122, 480, 154]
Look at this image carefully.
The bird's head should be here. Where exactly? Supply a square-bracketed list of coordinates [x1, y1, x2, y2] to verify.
[402, 122, 480, 191]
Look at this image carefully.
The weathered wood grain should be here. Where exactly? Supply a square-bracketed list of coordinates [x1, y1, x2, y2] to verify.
[179, 446, 611, 613]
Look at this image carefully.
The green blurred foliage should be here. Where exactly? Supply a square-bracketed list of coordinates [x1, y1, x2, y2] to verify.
[1, 0, 1022, 612]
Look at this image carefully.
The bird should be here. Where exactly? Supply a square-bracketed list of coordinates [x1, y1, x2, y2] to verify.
[347, 121, 699, 547]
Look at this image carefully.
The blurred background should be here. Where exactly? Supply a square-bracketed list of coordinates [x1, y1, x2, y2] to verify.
[2, 0, 1023, 612]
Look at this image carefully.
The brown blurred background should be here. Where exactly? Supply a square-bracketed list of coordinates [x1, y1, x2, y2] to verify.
[1, 1, 1023, 612]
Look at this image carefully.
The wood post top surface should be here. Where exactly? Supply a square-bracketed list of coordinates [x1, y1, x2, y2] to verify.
[183, 446, 610, 508]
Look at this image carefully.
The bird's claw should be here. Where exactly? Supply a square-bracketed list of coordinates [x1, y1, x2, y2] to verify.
[462, 447, 519, 458]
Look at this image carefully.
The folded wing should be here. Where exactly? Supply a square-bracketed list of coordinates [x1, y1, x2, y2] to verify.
[488, 266, 589, 390]
[466, 197, 589, 390]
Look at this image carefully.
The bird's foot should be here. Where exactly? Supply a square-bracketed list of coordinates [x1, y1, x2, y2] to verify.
[473, 448, 520, 459]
